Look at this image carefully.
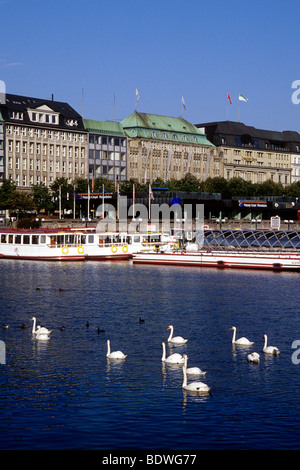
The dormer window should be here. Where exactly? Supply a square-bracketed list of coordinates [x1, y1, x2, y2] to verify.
[9, 111, 23, 120]
[66, 119, 78, 127]
[27, 105, 59, 125]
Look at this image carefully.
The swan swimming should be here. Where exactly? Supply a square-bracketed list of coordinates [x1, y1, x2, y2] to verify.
[247, 352, 260, 363]
[31, 317, 51, 339]
[263, 334, 280, 355]
[183, 354, 206, 376]
[230, 326, 254, 346]
[167, 325, 188, 344]
[182, 363, 210, 393]
[106, 339, 127, 360]
[161, 342, 184, 364]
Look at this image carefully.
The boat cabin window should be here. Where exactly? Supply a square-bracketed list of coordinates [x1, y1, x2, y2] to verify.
[133, 235, 140, 243]
[1, 234, 6, 243]
[8, 235, 13, 243]
[32, 235, 40, 244]
[15, 235, 21, 244]
[23, 235, 30, 244]
[88, 235, 94, 243]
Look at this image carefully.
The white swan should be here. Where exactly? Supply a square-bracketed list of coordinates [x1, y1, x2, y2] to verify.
[161, 342, 184, 364]
[31, 317, 51, 338]
[106, 339, 127, 360]
[183, 354, 206, 376]
[247, 352, 260, 363]
[167, 325, 187, 344]
[230, 326, 254, 346]
[263, 334, 280, 355]
[182, 363, 210, 393]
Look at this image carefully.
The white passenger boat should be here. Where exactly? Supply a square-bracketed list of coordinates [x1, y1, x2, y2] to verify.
[0, 228, 172, 261]
[132, 249, 300, 271]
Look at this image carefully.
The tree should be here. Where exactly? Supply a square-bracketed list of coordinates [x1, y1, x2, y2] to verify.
[0, 179, 16, 210]
[255, 179, 284, 197]
[31, 183, 53, 214]
[50, 177, 74, 213]
[177, 173, 200, 192]
[120, 178, 147, 194]
[202, 177, 228, 194]
[226, 177, 253, 197]
[10, 191, 36, 218]
[285, 181, 300, 197]
[73, 177, 88, 193]
[94, 177, 115, 193]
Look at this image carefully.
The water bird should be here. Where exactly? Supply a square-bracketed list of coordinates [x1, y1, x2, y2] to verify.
[183, 354, 206, 376]
[20, 323, 28, 329]
[58, 288, 65, 292]
[86, 321, 90, 327]
[263, 334, 280, 355]
[60, 326, 66, 331]
[31, 317, 52, 339]
[161, 341, 184, 364]
[167, 325, 188, 344]
[106, 339, 127, 360]
[247, 352, 260, 363]
[139, 317, 145, 323]
[230, 326, 254, 346]
[97, 328, 105, 333]
[2, 324, 9, 329]
[182, 363, 210, 393]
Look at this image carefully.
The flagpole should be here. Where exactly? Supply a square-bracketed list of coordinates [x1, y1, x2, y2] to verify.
[102, 184, 105, 220]
[87, 183, 90, 220]
[135, 88, 139, 112]
[133, 183, 135, 219]
[226, 92, 229, 120]
[73, 185, 76, 219]
[59, 185, 61, 219]
[116, 177, 119, 220]
[148, 184, 151, 220]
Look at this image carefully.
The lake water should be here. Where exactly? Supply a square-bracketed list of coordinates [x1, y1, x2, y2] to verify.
[0, 259, 300, 450]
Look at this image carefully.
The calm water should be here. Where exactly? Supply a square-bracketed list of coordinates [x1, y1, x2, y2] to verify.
[0, 259, 300, 450]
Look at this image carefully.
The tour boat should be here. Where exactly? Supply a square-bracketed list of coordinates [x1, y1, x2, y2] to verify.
[132, 249, 300, 271]
[0, 228, 172, 261]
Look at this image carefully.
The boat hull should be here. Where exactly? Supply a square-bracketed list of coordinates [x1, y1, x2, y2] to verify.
[132, 250, 300, 271]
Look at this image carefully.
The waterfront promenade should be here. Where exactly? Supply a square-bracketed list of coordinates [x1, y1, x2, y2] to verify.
[35, 217, 300, 232]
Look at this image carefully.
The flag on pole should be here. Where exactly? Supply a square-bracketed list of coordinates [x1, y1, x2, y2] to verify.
[135, 88, 140, 111]
[92, 175, 95, 192]
[149, 184, 154, 200]
[227, 93, 232, 104]
[181, 96, 186, 110]
[239, 93, 248, 102]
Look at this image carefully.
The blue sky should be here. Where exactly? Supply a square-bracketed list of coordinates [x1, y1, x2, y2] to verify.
[1, 0, 300, 132]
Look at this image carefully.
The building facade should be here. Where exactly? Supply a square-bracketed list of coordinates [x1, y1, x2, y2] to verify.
[0, 111, 4, 182]
[0, 93, 88, 190]
[197, 121, 300, 186]
[121, 112, 218, 184]
[83, 119, 127, 183]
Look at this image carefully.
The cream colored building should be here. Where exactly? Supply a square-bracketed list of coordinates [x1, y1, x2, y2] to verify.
[121, 112, 219, 184]
[0, 93, 88, 190]
[197, 121, 300, 186]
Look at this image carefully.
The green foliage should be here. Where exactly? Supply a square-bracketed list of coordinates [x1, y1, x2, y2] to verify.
[31, 183, 53, 213]
[1, 175, 299, 219]
[0, 179, 17, 210]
